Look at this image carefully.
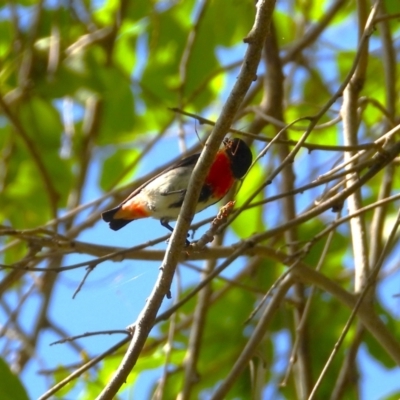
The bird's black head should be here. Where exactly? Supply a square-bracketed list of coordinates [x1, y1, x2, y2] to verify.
[224, 138, 253, 179]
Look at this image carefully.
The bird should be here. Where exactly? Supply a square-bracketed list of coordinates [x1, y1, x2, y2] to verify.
[101, 137, 252, 234]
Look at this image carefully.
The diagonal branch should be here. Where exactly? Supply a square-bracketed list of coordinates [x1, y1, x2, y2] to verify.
[96, 1, 277, 398]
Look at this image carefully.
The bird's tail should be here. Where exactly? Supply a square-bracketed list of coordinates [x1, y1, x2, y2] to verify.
[102, 207, 133, 231]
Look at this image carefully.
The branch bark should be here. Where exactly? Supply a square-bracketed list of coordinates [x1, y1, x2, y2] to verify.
[96, 1, 277, 398]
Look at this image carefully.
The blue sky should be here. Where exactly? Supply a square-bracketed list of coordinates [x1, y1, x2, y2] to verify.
[2, 1, 400, 399]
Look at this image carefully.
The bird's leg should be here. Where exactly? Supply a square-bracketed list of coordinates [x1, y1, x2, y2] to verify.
[160, 218, 190, 245]
[160, 218, 174, 232]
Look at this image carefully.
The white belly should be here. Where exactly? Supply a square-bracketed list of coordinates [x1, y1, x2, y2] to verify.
[139, 167, 217, 221]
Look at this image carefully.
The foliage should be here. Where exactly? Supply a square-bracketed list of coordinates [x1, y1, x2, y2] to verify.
[1, 0, 400, 399]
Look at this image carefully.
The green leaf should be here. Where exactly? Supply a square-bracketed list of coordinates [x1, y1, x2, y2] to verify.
[383, 392, 400, 400]
[17, 97, 73, 208]
[113, 23, 138, 76]
[364, 302, 399, 369]
[231, 160, 265, 238]
[275, 10, 298, 46]
[93, 0, 120, 25]
[0, 357, 29, 400]
[99, 148, 140, 191]
[0, 20, 12, 59]
[383, 0, 400, 15]
[94, 68, 136, 141]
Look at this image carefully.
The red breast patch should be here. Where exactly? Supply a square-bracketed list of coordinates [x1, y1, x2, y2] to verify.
[205, 152, 235, 198]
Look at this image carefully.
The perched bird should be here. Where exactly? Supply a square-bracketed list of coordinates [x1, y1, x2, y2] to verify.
[102, 137, 252, 233]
